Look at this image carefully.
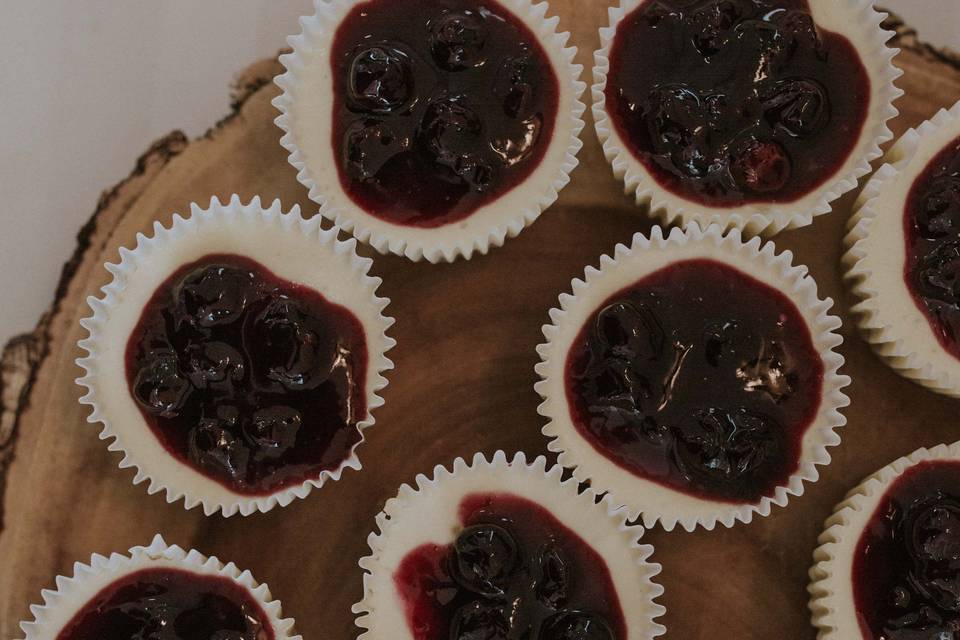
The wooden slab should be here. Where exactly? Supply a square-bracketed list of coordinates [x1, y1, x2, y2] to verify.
[3, 7, 960, 639]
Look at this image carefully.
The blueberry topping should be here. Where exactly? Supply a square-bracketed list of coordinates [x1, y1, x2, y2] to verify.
[918, 177, 960, 240]
[418, 96, 495, 192]
[640, 84, 705, 158]
[773, 8, 821, 51]
[450, 601, 511, 640]
[534, 545, 570, 609]
[451, 524, 519, 596]
[854, 463, 960, 640]
[174, 590, 256, 636]
[255, 298, 339, 392]
[189, 419, 250, 484]
[331, 0, 559, 226]
[428, 11, 486, 71]
[347, 45, 412, 113]
[689, 0, 747, 57]
[737, 350, 794, 402]
[761, 78, 829, 138]
[184, 341, 245, 391]
[55, 568, 270, 640]
[494, 48, 538, 120]
[902, 498, 960, 613]
[639, 2, 680, 28]
[594, 300, 665, 360]
[125, 254, 367, 495]
[175, 264, 255, 329]
[244, 406, 302, 458]
[540, 611, 615, 640]
[642, 85, 724, 177]
[133, 350, 191, 417]
[343, 119, 406, 182]
[887, 621, 960, 640]
[638, 84, 725, 180]
[582, 357, 663, 445]
[702, 320, 755, 368]
[605, 0, 869, 206]
[905, 136, 960, 359]
[731, 18, 791, 76]
[567, 260, 823, 503]
[914, 240, 960, 305]
[673, 407, 781, 497]
[730, 138, 791, 193]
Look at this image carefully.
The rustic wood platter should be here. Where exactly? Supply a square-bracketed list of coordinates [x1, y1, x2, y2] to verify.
[3, 5, 960, 639]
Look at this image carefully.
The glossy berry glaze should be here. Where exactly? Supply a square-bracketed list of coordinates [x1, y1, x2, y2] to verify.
[56, 568, 273, 640]
[124, 254, 367, 496]
[604, 0, 870, 207]
[395, 493, 626, 640]
[903, 135, 960, 361]
[565, 259, 823, 503]
[330, 0, 560, 228]
[853, 461, 960, 639]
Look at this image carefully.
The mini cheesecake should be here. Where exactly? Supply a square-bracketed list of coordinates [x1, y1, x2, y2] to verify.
[355, 453, 666, 639]
[811, 444, 960, 639]
[124, 253, 369, 496]
[537, 225, 849, 530]
[57, 568, 274, 640]
[845, 101, 960, 397]
[20, 535, 299, 640]
[563, 257, 823, 505]
[77, 197, 394, 515]
[594, 0, 900, 234]
[275, 0, 586, 261]
[328, 0, 561, 229]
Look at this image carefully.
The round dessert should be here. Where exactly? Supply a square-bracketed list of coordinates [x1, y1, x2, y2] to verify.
[57, 568, 273, 640]
[564, 258, 823, 504]
[536, 225, 849, 530]
[854, 462, 960, 639]
[125, 253, 367, 496]
[593, 0, 900, 234]
[20, 535, 299, 640]
[355, 452, 666, 640]
[330, 0, 559, 228]
[77, 196, 394, 516]
[396, 494, 626, 639]
[275, 0, 585, 261]
[604, 0, 869, 207]
[844, 101, 960, 397]
[810, 444, 960, 640]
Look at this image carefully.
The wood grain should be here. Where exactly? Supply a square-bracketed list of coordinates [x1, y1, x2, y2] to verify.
[2, 7, 960, 639]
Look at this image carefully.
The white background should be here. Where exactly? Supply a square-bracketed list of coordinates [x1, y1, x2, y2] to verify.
[0, 0, 956, 343]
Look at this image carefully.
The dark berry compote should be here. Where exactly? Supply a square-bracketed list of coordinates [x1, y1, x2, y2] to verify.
[853, 461, 960, 640]
[395, 493, 627, 640]
[604, 0, 870, 207]
[565, 259, 823, 503]
[903, 135, 960, 362]
[124, 254, 368, 496]
[330, 0, 560, 228]
[56, 568, 273, 640]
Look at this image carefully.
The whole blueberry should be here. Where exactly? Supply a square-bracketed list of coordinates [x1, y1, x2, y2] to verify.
[450, 524, 519, 596]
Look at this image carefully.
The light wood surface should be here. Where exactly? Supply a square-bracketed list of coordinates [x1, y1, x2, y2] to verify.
[2, 7, 960, 639]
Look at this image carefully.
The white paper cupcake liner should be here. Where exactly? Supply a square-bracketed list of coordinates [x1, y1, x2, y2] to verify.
[535, 223, 851, 531]
[273, 0, 586, 263]
[592, 0, 902, 237]
[843, 100, 960, 397]
[19, 534, 301, 640]
[353, 450, 666, 639]
[76, 194, 395, 517]
[808, 441, 960, 639]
